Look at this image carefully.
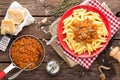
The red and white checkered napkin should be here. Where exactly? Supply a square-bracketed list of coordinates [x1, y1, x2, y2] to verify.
[89, 0, 120, 37]
[58, 0, 120, 69]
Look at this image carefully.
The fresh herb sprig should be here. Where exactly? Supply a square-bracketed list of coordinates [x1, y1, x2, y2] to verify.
[50, 0, 80, 18]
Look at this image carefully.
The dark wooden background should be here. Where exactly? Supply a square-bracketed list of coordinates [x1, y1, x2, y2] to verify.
[0, 0, 120, 80]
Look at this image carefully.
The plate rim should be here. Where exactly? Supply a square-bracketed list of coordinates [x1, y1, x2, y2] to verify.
[58, 5, 111, 58]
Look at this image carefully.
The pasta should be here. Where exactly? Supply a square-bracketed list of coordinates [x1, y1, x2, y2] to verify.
[62, 9, 108, 55]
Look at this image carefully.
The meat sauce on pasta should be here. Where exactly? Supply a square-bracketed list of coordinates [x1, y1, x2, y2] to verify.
[73, 18, 98, 43]
[62, 9, 108, 55]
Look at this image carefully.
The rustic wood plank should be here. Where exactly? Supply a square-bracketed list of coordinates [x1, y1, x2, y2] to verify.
[0, 0, 62, 16]
[112, 40, 120, 47]
[114, 29, 120, 39]
[0, 0, 120, 16]
[1, 61, 119, 80]
[98, 0, 120, 15]
[0, 62, 100, 80]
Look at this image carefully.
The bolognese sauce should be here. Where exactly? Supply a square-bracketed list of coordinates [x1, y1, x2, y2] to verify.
[11, 36, 44, 69]
[72, 18, 98, 43]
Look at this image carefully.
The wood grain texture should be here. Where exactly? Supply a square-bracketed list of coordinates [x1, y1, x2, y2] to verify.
[0, 0, 119, 16]
[0, 62, 100, 80]
[1, 61, 120, 80]
[0, 0, 62, 16]
[0, 0, 120, 80]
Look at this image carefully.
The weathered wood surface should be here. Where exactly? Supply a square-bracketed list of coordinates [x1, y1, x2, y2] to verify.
[0, 0, 63, 16]
[0, 0, 120, 16]
[0, 0, 120, 80]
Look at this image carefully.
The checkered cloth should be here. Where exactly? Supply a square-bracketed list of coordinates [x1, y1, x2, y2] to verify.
[89, 0, 120, 37]
[58, 0, 120, 69]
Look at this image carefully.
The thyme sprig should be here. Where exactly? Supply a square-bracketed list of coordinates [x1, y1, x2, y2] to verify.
[50, 0, 80, 18]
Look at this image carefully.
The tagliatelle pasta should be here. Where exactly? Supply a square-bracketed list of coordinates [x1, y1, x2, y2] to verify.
[62, 9, 108, 55]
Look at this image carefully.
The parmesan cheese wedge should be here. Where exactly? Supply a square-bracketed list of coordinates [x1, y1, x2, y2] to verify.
[8, 8, 26, 24]
[1, 19, 15, 34]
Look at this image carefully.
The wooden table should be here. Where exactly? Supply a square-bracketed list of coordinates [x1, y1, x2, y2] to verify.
[0, 0, 120, 80]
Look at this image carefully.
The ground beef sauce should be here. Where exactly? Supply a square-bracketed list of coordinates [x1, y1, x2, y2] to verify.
[72, 18, 98, 43]
[11, 36, 44, 70]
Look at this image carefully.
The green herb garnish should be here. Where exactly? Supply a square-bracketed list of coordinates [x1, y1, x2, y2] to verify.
[50, 0, 80, 18]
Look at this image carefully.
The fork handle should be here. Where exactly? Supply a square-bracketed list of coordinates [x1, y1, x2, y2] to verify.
[8, 63, 33, 80]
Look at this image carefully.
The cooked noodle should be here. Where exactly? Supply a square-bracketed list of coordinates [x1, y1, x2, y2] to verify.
[62, 9, 108, 55]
